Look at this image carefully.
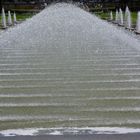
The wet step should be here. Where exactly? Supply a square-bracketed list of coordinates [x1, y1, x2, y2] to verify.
[0, 79, 140, 88]
[0, 92, 140, 98]
[0, 59, 138, 65]
[0, 97, 140, 108]
[1, 87, 140, 94]
[0, 114, 140, 126]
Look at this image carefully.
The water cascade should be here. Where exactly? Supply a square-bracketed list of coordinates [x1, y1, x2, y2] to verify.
[0, 3, 140, 135]
[136, 12, 140, 34]
[119, 8, 124, 26]
[8, 11, 12, 26]
[1, 8, 7, 29]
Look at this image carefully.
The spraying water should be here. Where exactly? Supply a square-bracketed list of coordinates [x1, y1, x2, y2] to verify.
[1, 8, 7, 28]
[8, 11, 12, 26]
[127, 10, 132, 29]
[124, 6, 129, 27]
[136, 12, 140, 33]
[110, 11, 113, 21]
[115, 10, 119, 23]
[13, 12, 17, 24]
[124, 7, 132, 29]
[0, 3, 140, 135]
[119, 8, 123, 25]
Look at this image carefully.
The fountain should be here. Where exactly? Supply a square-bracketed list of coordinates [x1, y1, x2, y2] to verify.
[124, 7, 132, 30]
[118, 8, 124, 26]
[124, 6, 128, 27]
[135, 12, 140, 34]
[13, 12, 17, 24]
[124, 6, 129, 25]
[8, 11, 12, 26]
[0, 3, 140, 135]
[115, 10, 119, 24]
[1, 8, 7, 29]
[127, 11, 132, 29]
[109, 11, 113, 21]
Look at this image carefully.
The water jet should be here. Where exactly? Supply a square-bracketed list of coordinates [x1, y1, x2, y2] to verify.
[135, 12, 140, 34]
[1, 8, 7, 29]
[118, 8, 124, 26]
[8, 11, 12, 26]
[124, 7, 133, 30]
[13, 12, 17, 25]
[114, 10, 119, 24]
[108, 11, 113, 22]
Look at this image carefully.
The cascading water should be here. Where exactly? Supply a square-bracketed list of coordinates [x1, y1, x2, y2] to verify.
[0, 3, 140, 136]
[8, 11, 12, 26]
[1, 8, 7, 28]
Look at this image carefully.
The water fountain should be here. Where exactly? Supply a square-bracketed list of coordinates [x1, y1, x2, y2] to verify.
[118, 8, 124, 26]
[124, 7, 132, 30]
[109, 11, 113, 21]
[124, 6, 128, 27]
[8, 11, 12, 26]
[0, 3, 140, 136]
[124, 6, 129, 25]
[1, 8, 7, 29]
[135, 12, 140, 34]
[126, 10, 132, 29]
[13, 12, 17, 24]
[115, 10, 119, 24]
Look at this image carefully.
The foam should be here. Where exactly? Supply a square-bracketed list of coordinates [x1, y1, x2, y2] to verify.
[1, 127, 140, 136]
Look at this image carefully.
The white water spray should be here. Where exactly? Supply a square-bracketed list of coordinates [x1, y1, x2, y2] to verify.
[119, 8, 123, 25]
[1, 8, 7, 28]
[13, 12, 17, 24]
[136, 12, 140, 33]
[124, 7, 132, 29]
[127, 10, 132, 29]
[110, 11, 113, 21]
[115, 10, 119, 23]
[8, 11, 12, 26]
[124, 6, 129, 26]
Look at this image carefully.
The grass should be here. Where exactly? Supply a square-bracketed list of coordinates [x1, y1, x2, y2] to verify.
[16, 13, 34, 21]
[94, 11, 138, 26]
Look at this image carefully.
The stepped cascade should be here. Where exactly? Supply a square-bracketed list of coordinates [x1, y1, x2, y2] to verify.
[0, 3, 140, 135]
